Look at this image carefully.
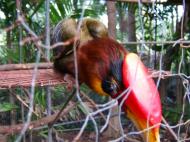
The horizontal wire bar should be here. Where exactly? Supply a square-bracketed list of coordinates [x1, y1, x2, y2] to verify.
[1, 40, 190, 47]
[122, 40, 190, 45]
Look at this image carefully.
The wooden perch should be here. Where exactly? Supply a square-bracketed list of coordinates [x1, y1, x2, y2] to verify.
[0, 63, 171, 88]
[0, 68, 67, 88]
[0, 103, 75, 135]
[0, 63, 69, 88]
[0, 62, 53, 71]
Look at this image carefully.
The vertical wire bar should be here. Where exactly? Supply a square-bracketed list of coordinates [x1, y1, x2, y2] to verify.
[45, 0, 52, 142]
[137, 0, 145, 54]
[46, 85, 52, 142]
[16, 0, 26, 142]
[177, 0, 186, 140]
[45, 0, 50, 60]
[154, 1, 157, 69]
[21, 98, 26, 142]
[17, 0, 26, 141]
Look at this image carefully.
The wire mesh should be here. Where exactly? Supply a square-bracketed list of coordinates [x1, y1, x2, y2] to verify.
[0, 0, 190, 142]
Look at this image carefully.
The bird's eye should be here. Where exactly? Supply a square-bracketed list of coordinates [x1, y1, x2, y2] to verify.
[102, 79, 118, 96]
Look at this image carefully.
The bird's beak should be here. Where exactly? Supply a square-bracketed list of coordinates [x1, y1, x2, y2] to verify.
[120, 53, 162, 142]
[126, 107, 160, 142]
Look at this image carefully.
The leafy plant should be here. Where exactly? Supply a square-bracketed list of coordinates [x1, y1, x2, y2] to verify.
[0, 102, 18, 112]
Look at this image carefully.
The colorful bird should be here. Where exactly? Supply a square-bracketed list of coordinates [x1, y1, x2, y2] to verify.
[52, 18, 162, 142]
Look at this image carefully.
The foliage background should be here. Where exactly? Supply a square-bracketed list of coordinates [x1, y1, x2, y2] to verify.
[0, 0, 190, 141]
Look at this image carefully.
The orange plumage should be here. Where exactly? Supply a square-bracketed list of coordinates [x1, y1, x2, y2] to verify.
[77, 37, 127, 96]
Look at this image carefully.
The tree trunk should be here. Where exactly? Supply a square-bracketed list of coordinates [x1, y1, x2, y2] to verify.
[118, 3, 127, 41]
[127, 4, 137, 52]
[107, 1, 116, 39]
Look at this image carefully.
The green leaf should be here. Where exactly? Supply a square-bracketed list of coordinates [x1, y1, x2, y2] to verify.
[0, 102, 18, 112]
[55, 0, 65, 18]
[50, 3, 62, 24]
[30, 0, 44, 18]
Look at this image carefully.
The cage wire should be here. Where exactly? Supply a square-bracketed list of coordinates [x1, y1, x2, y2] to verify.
[0, 0, 189, 142]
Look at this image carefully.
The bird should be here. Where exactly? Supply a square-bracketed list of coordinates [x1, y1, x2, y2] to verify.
[51, 18, 162, 142]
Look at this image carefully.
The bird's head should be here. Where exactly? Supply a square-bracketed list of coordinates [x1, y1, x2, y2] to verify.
[77, 38, 162, 142]
[100, 52, 162, 142]
[117, 53, 161, 142]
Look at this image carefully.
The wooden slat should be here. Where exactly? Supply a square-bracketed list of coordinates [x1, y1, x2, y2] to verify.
[0, 62, 53, 71]
[0, 63, 171, 88]
[0, 69, 66, 88]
